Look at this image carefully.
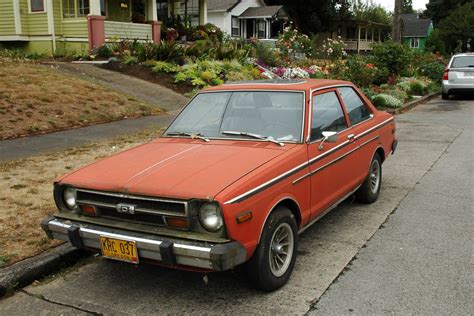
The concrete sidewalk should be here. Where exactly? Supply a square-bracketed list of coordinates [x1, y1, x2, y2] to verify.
[0, 114, 175, 161]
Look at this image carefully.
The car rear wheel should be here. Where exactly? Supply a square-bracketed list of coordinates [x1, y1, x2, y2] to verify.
[245, 207, 298, 292]
[355, 153, 382, 204]
[442, 92, 449, 100]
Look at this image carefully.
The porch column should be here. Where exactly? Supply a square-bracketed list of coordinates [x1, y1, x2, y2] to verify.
[357, 25, 361, 54]
[199, 0, 207, 25]
[87, 0, 105, 50]
[378, 29, 382, 42]
[266, 19, 271, 39]
[147, 0, 161, 43]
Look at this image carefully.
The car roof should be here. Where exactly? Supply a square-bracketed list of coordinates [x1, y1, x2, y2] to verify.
[203, 79, 353, 92]
[451, 53, 474, 58]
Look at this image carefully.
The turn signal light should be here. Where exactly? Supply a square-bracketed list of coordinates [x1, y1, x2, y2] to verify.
[166, 217, 189, 229]
[80, 204, 97, 216]
[236, 211, 253, 224]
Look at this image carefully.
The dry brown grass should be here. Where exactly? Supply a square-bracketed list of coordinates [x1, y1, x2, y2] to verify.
[0, 58, 161, 140]
[0, 128, 162, 267]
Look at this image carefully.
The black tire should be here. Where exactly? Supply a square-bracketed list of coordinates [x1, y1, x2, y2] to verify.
[355, 153, 382, 204]
[442, 92, 449, 100]
[245, 207, 298, 292]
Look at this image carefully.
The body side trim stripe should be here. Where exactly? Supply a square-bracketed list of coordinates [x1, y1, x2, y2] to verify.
[224, 118, 392, 204]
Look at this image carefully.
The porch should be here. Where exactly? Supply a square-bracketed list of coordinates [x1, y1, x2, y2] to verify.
[236, 6, 288, 40]
[341, 21, 389, 53]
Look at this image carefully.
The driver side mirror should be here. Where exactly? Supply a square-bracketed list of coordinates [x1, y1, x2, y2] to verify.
[318, 131, 338, 151]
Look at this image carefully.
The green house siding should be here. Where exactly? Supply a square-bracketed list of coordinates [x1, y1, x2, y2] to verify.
[19, 0, 49, 35]
[404, 37, 427, 50]
[0, 2, 15, 35]
[61, 20, 89, 38]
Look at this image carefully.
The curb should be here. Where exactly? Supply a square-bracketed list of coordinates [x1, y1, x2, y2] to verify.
[386, 92, 441, 115]
[0, 244, 88, 298]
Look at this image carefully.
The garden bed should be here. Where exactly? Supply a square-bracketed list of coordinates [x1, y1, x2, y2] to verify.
[101, 61, 195, 96]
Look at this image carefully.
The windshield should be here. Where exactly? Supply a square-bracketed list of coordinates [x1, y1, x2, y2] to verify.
[165, 91, 305, 142]
[451, 56, 474, 68]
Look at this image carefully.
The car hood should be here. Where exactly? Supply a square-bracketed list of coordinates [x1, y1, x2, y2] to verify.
[58, 139, 290, 200]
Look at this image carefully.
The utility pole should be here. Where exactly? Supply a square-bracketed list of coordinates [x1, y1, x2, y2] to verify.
[392, 0, 402, 42]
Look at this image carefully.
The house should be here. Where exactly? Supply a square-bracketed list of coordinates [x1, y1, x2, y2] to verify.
[401, 14, 433, 50]
[0, 0, 170, 54]
[206, 0, 288, 40]
[0, 0, 287, 55]
[317, 20, 390, 53]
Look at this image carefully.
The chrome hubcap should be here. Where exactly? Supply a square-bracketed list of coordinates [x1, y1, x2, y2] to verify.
[370, 159, 381, 194]
[269, 223, 294, 277]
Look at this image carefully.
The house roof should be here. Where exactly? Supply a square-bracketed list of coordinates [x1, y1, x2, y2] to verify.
[401, 14, 432, 37]
[239, 5, 286, 19]
[207, 0, 241, 12]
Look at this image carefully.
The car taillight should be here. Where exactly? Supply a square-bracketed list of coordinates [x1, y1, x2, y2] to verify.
[443, 68, 449, 80]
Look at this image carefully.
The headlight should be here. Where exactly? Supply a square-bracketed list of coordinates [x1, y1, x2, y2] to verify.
[199, 203, 223, 232]
[63, 187, 77, 210]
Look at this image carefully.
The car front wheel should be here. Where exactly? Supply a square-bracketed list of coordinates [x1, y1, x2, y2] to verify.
[245, 207, 298, 292]
[355, 152, 382, 203]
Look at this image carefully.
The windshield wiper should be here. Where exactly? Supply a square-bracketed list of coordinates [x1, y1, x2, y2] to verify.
[222, 131, 284, 147]
[166, 132, 210, 142]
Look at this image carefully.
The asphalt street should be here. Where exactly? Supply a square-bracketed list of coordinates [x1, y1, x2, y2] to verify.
[0, 96, 472, 315]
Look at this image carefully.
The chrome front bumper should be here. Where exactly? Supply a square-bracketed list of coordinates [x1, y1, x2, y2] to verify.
[41, 217, 246, 271]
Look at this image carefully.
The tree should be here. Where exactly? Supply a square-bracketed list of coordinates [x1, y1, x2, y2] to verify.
[265, 0, 352, 34]
[438, 2, 474, 53]
[402, 0, 414, 14]
[424, 0, 471, 25]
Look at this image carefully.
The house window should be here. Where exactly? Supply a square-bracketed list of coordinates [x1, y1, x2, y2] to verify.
[157, 0, 168, 23]
[178, 0, 199, 27]
[231, 16, 240, 37]
[62, 0, 90, 18]
[410, 38, 419, 48]
[257, 20, 266, 39]
[30, 0, 45, 12]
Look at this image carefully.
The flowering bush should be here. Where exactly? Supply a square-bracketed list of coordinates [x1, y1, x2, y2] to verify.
[344, 55, 379, 87]
[371, 94, 403, 108]
[319, 37, 347, 60]
[166, 28, 179, 42]
[277, 24, 314, 57]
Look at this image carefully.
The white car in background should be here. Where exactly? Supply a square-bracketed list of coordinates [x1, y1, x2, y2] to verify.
[442, 53, 474, 100]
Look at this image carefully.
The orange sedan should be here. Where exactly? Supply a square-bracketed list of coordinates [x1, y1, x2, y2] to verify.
[42, 79, 397, 291]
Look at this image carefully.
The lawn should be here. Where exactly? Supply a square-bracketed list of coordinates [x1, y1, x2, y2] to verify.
[0, 58, 162, 140]
[0, 128, 162, 267]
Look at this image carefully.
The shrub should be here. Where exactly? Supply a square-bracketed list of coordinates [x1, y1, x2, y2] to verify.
[425, 28, 445, 55]
[372, 41, 412, 76]
[277, 23, 315, 57]
[371, 94, 403, 108]
[255, 42, 279, 67]
[418, 58, 445, 82]
[319, 37, 347, 60]
[97, 44, 112, 58]
[345, 55, 379, 87]
[151, 61, 180, 73]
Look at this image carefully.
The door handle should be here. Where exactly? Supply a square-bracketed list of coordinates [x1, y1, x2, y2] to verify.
[347, 134, 355, 140]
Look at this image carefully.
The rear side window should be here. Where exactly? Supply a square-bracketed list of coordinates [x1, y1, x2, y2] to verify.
[338, 87, 371, 125]
[311, 91, 348, 141]
[451, 56, 474, 68]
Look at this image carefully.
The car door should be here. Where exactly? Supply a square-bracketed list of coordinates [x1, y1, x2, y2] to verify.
[308, 89, 358, 220]
[337, 86, 377, 185]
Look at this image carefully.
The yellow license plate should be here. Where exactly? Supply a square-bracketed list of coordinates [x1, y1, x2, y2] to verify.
[99, 236, 139, 264]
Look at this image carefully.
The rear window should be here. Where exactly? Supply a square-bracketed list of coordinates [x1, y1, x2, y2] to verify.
[451, 56, 474, 68]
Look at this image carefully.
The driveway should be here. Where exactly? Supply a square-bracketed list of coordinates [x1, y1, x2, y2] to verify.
[0, 96, 472, 315]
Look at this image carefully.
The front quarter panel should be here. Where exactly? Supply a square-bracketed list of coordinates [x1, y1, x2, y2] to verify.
[216, 144, 311, 258]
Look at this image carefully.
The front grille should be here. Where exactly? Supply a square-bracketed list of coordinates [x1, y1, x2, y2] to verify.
[76, 189, 189, 226]
[97, 207, 166, 226]
[76, 189, 187, 216]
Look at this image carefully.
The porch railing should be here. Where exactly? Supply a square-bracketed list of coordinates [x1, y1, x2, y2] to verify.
[104, 21, 153, 41]
[344, 40, 378, 51]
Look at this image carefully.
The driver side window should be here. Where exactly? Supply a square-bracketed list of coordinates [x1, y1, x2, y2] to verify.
[311, 91, 348, 141]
